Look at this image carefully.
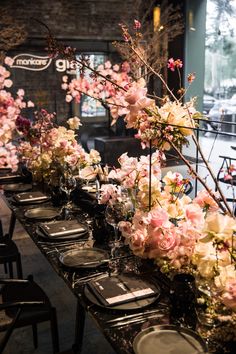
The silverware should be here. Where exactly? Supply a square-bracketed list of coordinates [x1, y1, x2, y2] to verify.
[106, 308, 162, 324]
[37, 239, 87, 247]
[109, 313, 165, 328]
[74, 272, 107, 285]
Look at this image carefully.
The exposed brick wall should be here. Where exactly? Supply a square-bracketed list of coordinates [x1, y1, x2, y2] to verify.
[2, 0, 143, 123]
[1, 0, 139, 40]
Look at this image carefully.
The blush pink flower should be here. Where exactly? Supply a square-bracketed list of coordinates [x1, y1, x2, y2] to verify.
[133, 19, 141, 30]
[193, 190, 219, 211]
[149, 207, 169, 228]
[222, 279, 236, 311]
[185, 203, 204, 226]
[125, 85, 147, 105]
[130, 229, 148, 256]
[118, 221, 132, 238]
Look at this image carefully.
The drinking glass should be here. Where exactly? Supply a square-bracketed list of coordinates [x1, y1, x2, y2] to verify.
[105, 190, 134, 274]
[60, 170, 77, 218]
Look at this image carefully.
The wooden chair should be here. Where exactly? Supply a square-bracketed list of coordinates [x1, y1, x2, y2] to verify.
[0, 238, 23, 278]
[0, 276, 59, 353]
[0, 300, 44, 353]
[0, 221, 23, 279]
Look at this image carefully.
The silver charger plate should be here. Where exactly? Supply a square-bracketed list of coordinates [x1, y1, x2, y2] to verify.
[4, 183, 32, 192]
[133, 325, 208, 354]
[84, 275, 160, 311]
[59, 248, 109, 268]
[24, 207, 60, 220]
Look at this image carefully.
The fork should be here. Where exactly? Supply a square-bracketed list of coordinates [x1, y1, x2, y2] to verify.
[109, 312, 165, 328]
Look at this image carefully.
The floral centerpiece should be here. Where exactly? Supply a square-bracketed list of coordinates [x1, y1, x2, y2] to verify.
[0, 57, 34, 171]
[43, 17, 236, 342]
[16, 109, 101, 184]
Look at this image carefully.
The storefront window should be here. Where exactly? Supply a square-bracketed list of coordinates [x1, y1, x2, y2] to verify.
[204, 0, 236, 124]
[76, 53, 106, 117]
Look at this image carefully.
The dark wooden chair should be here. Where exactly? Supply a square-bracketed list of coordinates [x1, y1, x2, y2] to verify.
[0, 222, 23, 279]
[0, 300, 44, 353]
[0, 276, 59, 353]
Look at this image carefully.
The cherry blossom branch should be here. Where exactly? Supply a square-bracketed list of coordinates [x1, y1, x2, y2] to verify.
[191, 133, 233, 216]
[130, 45, 178, 102]
[168, 139, 230, 215]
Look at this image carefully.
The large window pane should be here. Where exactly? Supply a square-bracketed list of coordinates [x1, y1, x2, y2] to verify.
[76, 54, 106, 117]
[204, 0, 236, 132]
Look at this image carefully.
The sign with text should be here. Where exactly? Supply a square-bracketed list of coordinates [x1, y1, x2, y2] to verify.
[11, 53, 76, 74]
[12, 54, 52, 71]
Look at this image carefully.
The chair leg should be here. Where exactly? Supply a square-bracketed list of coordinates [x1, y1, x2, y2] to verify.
[4, 262, 8, 274]
[16, 253, 23, 279]
[0, 219, 3, 237]
[32, 324, 38, 348]
[8, 212, 16, 239]
[8, 262, 13, 278]
[50, 307, 59, 353]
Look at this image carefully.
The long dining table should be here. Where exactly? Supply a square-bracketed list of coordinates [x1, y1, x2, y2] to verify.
[0, 177, 172, 354]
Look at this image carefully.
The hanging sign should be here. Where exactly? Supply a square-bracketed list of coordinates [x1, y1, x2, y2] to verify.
[11, 53, 76, 74]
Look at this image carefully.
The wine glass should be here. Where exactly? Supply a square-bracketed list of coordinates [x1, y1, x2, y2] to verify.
[105, 190, 134, 273]
[60, 170, 77, 219]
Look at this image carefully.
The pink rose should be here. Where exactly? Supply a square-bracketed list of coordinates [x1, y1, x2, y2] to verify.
[149, 227, 177, 252]
[149, 207, 169, 227]
[131, 229, 147, 250]
[222, 279, 236, 310]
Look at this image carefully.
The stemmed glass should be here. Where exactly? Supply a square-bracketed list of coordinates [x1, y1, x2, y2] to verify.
[105, 189, 134, 273]
[59, 170, 77, 219]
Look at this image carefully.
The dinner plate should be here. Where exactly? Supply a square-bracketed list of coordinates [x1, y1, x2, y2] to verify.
[133, 325, 208, 354]
[3, 183, 32, 192]
[59, 248, 109, 268]
[84, 275, 160, 311]
[24, 207, 60, 220]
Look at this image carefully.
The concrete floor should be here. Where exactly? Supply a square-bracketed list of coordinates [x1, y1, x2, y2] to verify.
[0, 133, 235, 353]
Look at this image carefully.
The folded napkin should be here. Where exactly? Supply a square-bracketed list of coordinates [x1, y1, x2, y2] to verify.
[88, 275, 158, 307]
[39, 219, 86, 238]
[14, 191, 48, 203]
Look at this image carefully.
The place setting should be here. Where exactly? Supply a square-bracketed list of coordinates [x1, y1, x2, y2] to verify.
[84, 272, 161, 312]
[3, 183, 33, 193]
[35, 218, 89, 242]
[12, 190, 50, 204]
[24, 206, 61, 220]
